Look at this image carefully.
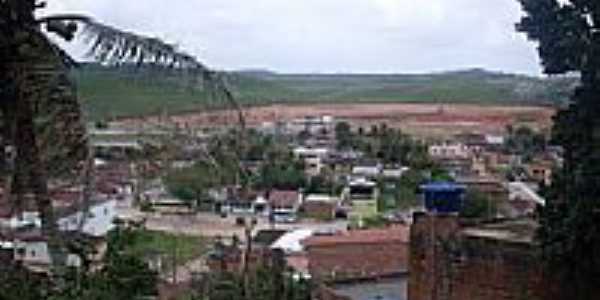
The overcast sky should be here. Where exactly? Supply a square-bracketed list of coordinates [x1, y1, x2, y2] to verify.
[46, 0, 542, 75]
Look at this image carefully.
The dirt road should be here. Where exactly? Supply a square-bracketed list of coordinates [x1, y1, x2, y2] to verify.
[145, 212, 348, 240]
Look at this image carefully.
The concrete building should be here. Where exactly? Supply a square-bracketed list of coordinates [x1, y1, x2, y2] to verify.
[268, 190, 302, 223]
[287, 115, 335, 136]
[429, 142, 470, 160]
[342, 178, 379, 227]
[0, 162, 130, 268]
[351, 163, 382, 179]
[57, 198, 117, 237]
[0, 196, 117, 267]
[294, 147, 330, 177]
[0, 194, 117, 238]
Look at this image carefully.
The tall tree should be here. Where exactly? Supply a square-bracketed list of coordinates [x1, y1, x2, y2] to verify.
[164, 162, 219, 207]
[334, 121, 353, 150]
[517, 1, 600, 298]
[0, 0, 238, 266]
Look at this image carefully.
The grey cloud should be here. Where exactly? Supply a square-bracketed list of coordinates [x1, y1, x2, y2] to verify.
[47, 0, 541, 75]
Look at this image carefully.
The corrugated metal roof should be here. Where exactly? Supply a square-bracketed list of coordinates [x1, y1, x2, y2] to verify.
[271, 229, 314, 253]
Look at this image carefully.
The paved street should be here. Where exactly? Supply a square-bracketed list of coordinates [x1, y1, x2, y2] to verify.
[144, 211, 349, 240]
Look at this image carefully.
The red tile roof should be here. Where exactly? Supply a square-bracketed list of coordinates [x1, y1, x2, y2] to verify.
[303, 226, 409, 247]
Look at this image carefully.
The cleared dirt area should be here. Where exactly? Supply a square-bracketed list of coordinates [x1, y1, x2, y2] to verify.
[117, 103, 556, 138]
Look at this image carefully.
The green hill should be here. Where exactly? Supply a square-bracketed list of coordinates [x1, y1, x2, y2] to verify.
[73, 64, 576, 121]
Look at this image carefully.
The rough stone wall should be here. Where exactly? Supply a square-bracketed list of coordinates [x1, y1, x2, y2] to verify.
[408, 213, 551, 300]
[307, 240, 408, 281]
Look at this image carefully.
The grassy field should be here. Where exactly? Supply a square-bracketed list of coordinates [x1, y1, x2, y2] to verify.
[121, 230, 208, 267]
[73, 64, 574, 121]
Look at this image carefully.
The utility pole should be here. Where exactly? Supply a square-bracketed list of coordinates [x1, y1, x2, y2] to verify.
[242, 217, 256, 300]
[172, 237, 178, 283]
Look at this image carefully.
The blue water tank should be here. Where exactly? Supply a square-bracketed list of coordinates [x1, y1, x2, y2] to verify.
[420, 182, 466, 213]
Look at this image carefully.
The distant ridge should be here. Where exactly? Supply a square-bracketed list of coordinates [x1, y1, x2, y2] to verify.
[72, 63, 577, 121]
[234, 69, 278, 76]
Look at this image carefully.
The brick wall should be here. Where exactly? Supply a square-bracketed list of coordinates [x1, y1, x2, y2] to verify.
[409, 213, 461, 300]
[408, 213, 558, 300]
[306, 239, 408, 281]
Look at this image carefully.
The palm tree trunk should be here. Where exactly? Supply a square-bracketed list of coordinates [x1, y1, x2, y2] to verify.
[14, 81, 65, 266]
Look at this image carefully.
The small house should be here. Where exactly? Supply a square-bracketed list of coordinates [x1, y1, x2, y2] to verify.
[293, 147, 330, 177]
[342, 178, 379, 226]
[525, 160, 554, 186]
[268, 190, 302, 223]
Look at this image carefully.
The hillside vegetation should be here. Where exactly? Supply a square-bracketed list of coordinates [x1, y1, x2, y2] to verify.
[73, 64, 576, 121]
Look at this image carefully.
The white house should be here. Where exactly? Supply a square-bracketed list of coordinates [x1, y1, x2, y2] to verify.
[268, 190, 302, 223]
[286, 115, 335, 136]
[57, 198, 117, 237]
[429, 142, 471, 160]
[293, 147, 330, 159]
[0, 197, 117, 267]
[293, 147, 330, 177]
[351, 164, 382, 178]
[0, 211, 41, 229]
[6, 233, 83, 267]
[485, 134, 505, 146]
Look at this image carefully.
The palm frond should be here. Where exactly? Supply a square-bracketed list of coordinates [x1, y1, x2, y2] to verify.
[80, 19, 205, 69]
[78, 17, 245, 124]
[38, 14, 247, 130]
[39, 14, 209, 72]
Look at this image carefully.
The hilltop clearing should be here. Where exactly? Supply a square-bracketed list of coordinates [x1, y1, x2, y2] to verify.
[115, 103, 555, 138]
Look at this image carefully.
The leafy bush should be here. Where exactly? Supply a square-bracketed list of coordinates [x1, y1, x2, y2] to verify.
[361, 215, 389, 229]
[460, 190, 497, 219]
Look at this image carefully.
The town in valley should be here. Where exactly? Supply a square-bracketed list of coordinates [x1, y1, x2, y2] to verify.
[1, 1, 598, 300]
